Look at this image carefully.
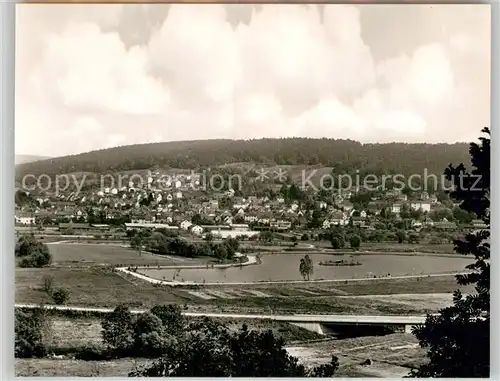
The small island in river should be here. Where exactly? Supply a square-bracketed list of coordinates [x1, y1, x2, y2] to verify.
[319, 259, 362, 267]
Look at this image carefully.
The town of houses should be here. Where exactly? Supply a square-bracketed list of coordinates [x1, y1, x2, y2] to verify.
[15, 170, 488, 238]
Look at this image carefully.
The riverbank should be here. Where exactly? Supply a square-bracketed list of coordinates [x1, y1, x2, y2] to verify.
[123, 251, 470, 286]
[116, 253, 259, 285]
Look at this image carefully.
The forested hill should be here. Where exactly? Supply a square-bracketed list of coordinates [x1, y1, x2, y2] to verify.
[15, 138, 470, 179]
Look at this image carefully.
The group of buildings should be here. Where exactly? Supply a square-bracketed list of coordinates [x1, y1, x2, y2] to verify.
[15, 173, 487, 237]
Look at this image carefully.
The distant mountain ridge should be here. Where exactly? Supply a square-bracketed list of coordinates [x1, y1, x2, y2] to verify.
[15, 155, 52, 165]
[15, 138, 471, 180]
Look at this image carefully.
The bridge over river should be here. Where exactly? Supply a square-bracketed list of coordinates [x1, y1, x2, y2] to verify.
[15, 303, 427, 335]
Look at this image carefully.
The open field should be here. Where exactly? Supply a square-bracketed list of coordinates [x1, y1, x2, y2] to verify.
[47, 243, 205, 266]
[16, 329, 426, 377]
[17, 262, 470, 313]
[338, 293, 456, 311]
[15, 242, 459, 377]
[330, 274, 472, 295]
[205, 294, 445, 316]
[190, 274, 470, 298]
[16, 302, 425, 377]
[16, 358, 152, 377]
[39, 316, 323, 352]
[288, 333, 427, 377]
[16, 267, 188, 308]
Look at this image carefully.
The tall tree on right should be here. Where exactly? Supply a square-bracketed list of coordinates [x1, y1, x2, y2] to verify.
[410, 128, 490, 377]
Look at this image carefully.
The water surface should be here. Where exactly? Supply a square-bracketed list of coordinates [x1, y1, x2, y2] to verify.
[138, 253, 471, 283]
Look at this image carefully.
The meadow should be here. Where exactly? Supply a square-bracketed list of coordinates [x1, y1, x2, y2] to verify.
[47, 242, 204, 267]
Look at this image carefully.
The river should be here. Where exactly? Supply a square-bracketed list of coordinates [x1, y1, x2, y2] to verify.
[138, 252, 471, 283]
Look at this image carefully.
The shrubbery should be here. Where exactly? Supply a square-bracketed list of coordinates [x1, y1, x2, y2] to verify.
[16, 302, 338, 377]
[128, 317, 338, 377]
[16, 235, 52, 268]
[15, 309, 47, 358]
[51, 287, 70, 305]
[129, 229, 240, 262]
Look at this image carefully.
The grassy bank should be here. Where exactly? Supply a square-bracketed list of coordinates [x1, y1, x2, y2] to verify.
[47, 243, 205, 267]
[17, 266, 469, 311]
[16, 267, 189, 308]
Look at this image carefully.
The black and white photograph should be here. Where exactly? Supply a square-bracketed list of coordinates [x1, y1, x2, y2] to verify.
[13, 3, 490, 377]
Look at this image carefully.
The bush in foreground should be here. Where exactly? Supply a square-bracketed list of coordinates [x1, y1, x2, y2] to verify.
[100, 304, 338, 377]
[51, 287, 70, 305]
[15, 309, 46, 358]
[130, 319, 338, 377]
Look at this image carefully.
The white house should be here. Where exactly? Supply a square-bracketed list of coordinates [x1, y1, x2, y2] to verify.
[15, 215, 35, 225]
[391, 203, 402, 214]
[411, 220, 423, 228]
[410, 201, 431, 213]
[330, 217, 349, 226]
[212, 230, 259, 239]
[270, 219, 292, 230]
[233, 204, 248, 210]
[180, 220, 192, 230]
[244, 215, 258, 223]
[190, 225, 203, 236]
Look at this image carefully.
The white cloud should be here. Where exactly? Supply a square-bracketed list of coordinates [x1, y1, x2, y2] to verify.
[298, 97, 365, 139]
[41, 23, 169, 115]
[15, 4, 490, 156]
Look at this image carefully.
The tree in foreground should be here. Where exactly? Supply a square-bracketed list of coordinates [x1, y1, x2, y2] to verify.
[101, 304, 135, 354]
[410, 128, 490, 377]
[129, 319, 338, 377]
[15, 309, 47, 358]
[149, 304, 185, 334]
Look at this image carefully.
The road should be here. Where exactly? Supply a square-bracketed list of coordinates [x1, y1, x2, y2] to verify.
[15, 303, 427, 325]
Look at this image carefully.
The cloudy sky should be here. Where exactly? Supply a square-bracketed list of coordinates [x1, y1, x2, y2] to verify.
[16, 4, 490, 157]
